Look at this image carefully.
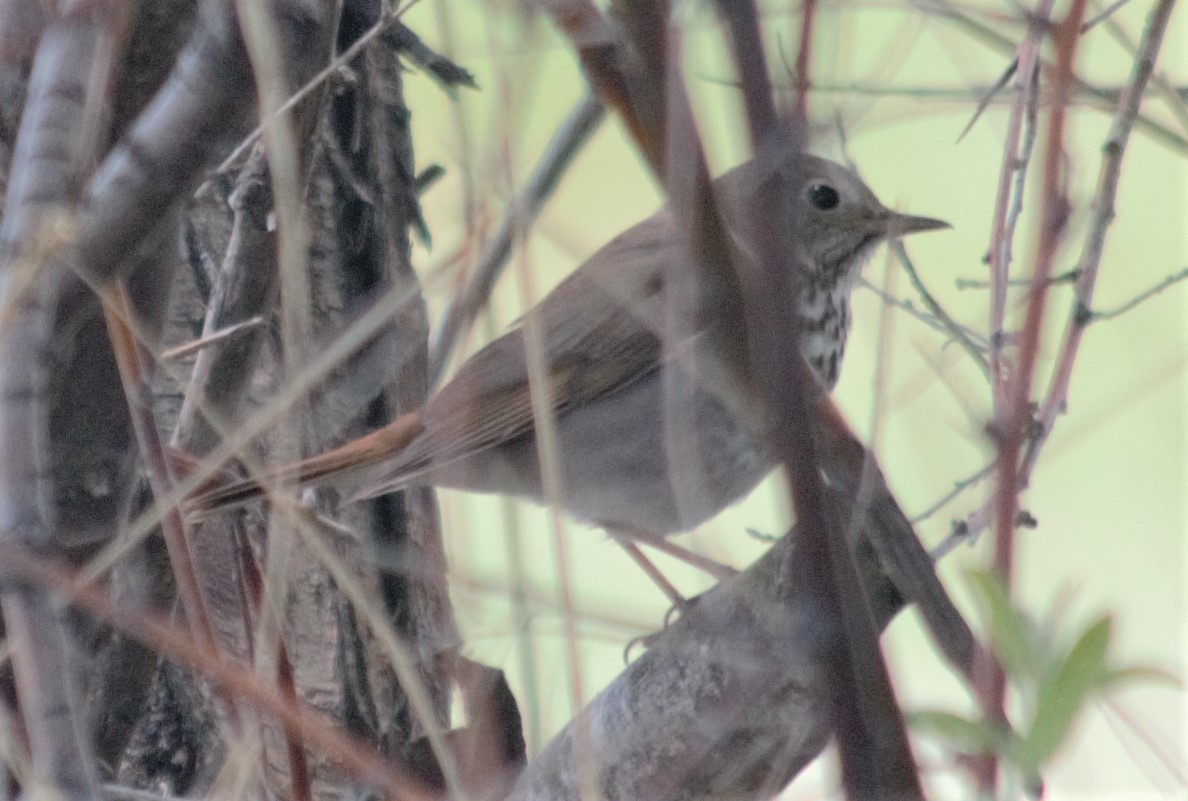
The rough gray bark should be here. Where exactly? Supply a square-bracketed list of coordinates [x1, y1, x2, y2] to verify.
[0, 1, 462, 797]
[505, 489, 909, 801]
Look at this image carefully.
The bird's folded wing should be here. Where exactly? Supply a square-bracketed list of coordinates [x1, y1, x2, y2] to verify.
[357, 215, 679, 493]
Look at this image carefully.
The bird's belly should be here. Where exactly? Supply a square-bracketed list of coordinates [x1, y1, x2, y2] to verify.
[427, 370, 773, 534]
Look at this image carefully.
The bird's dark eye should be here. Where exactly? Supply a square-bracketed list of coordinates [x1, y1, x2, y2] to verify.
[807, 183, 840, 211]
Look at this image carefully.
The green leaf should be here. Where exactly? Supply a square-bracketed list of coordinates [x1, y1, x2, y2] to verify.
[1023, 615, 1113, 766]
[967, 570, 1041, 681]
[909, 710, 1006, 755]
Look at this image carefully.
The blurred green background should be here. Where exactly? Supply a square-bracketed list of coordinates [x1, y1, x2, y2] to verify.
[397, 2, 1185, 797]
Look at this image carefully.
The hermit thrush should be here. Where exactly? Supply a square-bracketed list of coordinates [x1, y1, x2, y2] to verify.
[189, 154, 947, 534]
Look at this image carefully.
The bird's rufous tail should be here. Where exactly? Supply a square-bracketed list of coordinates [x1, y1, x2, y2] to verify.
[186, 411, 425, 518]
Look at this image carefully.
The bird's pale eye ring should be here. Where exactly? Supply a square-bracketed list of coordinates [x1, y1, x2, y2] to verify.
[806, 183, 841, 211]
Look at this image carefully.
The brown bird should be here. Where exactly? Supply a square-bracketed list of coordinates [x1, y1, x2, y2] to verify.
[188, 154, 947, 535]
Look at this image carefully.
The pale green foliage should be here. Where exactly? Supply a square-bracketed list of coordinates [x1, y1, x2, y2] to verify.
[909, 571, 1176, 791]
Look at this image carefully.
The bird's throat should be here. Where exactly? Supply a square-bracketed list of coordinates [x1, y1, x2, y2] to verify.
[797, 274, 856, 390]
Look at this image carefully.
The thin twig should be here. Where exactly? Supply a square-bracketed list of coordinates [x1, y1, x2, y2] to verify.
[702, 74, 1188, 107]
[1080, 0, 1134, 32]
[924, 0, 1188, 154]
[1095, 7, 1188, 139]
[1090, 266, 1188, 321]
[955, 268, 1079, 290]
[890, 241, 990, 376]
[1100, 698, 1188, 789]
[913, 460, 996, 525]
[427, 92, 605, 384]
[956, 56, 1017, 143]
[791, 0, 816, 122]
[1002, 60, 1044, 317]
[985, 6, 1051, 409]
[205, 0, 424, 185]
[102, 287, 226, 682]
[160, 315, 267, 362]
[859, 277, 962, 338]
[858, 278, 991, 363]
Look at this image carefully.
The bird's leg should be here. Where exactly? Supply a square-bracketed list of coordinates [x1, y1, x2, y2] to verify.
[604, 523, 738, 660]
[613, 537, 687, 607]
[606, 524, 737, 581]
[608, 520, 736, 656]
[614, 538, 685, 663]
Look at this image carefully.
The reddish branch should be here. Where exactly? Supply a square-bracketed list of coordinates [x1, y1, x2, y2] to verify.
[547, 0, 658, 169]
[980, 1, 1090, 794]
[950, 0, 1180, 560]
[536, 0, 928, 797]
[792, 0, 816, 123]
[713, 1, 922, 798]
[101, 287, 226, 703]
[985, 3, 1053, 409]
[1022, 0, 1178, 480]
[928, 0, 1186, 154]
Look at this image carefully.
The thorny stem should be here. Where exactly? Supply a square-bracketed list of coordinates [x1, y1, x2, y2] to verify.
[792, 0, 816, 122]
[980, 2, 1089, 795]
[1019, 0, 1177, 493]
[914, 460, 996, 528]
[927, 0, 1187, 154]
[986, 4, 1052, 410]
[941, 0, 1179, 555]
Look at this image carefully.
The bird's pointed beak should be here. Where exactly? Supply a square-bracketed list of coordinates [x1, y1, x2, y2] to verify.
[884, 211, 951, 238]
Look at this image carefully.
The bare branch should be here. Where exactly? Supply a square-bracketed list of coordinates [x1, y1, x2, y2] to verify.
[914, 460, 996, 527]
[956, 56, 1017, 143]
[981, 2, 1090, 792]
[101, 287, 226, 710]
[1020, 0, 1178, 488]
[714, 0, 923, 795]
[1090, 266, 1188, 321]
[1080, 0, 1135, 33]
[890, 241, 989, 376]
[926, 0, 1188, 154]
[505, 509, 887, 801]
[160, 316, 267, 363]
[985, 5, 1052, 409]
